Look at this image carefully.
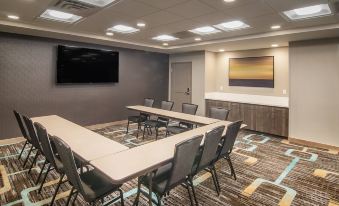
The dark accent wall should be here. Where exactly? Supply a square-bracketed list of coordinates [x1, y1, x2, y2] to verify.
[0, 33, 169, 139]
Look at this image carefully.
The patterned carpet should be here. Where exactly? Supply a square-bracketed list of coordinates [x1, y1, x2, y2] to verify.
[0, 122, 338, 206]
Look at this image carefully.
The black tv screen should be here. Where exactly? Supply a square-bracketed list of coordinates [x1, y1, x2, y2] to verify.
[57, 45, 119, 84]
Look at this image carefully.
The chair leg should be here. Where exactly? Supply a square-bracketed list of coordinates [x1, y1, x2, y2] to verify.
[126, 120, 130, 134]
[142, 125, 147, 140]
[188, 178, 198, 205]
[155, 127, 159, 140]
[132, 177, 142, 206]
[38, 164, 52, 194]
[18, 140, 28, 160]
[155, 193, 162, 206]
[71, 192, 78, 206]
[209, 169, 220, 196]
[211, 167, 221, 195]
[185, 184, 194, 206]
[23, 145, 34, 167]
[119, 188, 125, 206]
[28, 150, 40, 173]
[66, 187, 75, 206]
[225, 156, 236, 180]
[35, 159, 47, 184]
[50, 173, 65, 206]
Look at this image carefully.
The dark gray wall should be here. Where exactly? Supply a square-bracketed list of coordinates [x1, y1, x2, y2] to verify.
[0, 33, 169, 139]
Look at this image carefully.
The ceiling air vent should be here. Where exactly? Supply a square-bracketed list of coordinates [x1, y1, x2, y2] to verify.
[172, 31, 196, 39]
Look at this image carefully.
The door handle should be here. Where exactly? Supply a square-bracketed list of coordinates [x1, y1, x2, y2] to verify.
[185, 88, 190, 95]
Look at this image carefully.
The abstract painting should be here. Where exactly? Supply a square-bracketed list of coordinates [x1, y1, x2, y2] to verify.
[229, 56, 274, 88]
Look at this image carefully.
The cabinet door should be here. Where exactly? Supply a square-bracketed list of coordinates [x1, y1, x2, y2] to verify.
[255, 105, 274, 134]
[228, 102, 242, 121]
[271, 107, 289, 136]
[241, 104, 256, 130]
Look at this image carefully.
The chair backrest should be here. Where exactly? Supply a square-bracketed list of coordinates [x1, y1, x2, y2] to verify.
[158, 101, 174, 123]
[22, 115, 42, 151]
[182, 103, 198, 115]
[209, 107, 230, 120]
[195, 126, 225, 172]
[34, 122, 58, 170]
[165, 135, 203, 191]
[52, 136, 86, 198]
[217, 121, 242, 159]
[13, 110, 29, 140]
[144, 98, 155, 107]
[160, 100, 174, 111]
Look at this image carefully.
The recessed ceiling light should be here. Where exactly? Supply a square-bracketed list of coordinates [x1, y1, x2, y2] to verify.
[40, 9, 82, 23]
[271, 25, 281, 30]
[223, 0, 235, 2]
[106, 32, 114, 36]
[7, 15, 19, 20]
[195, 37, 202, 41]
[282, 4, 331, 20]
[163, 43, 169, 46]
[214, 20, 249, 31]
[152, 35, 178, 41]
[137, 22, 146, 27]
[219, 49, 225, 52]
[107, 25, 140, 34]
[271, 44, 278, 47]
[76, 0, 117, 7]
[189, 26, 220, 35]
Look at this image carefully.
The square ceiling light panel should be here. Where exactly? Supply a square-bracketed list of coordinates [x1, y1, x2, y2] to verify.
[214, 20, 250, 32]
[152, 35, 179, 41]
[76, 0, 118, 7]
[107, 25, 140, 34]
[40, 9, 82, 23]
[282, 4, 332, 20]
[189, 26, 221, 35]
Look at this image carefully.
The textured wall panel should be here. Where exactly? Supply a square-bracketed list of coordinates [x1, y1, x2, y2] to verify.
[0, 33, 169, 139]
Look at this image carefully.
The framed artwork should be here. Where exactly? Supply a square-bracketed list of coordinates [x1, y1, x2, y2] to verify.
[229, 56, 274, 88]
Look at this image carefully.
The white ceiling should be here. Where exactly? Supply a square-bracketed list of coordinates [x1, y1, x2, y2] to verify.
[0, 0, 338, 53]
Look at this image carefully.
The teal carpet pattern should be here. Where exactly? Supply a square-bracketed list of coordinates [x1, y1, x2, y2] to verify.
[0, 122, 338, 205]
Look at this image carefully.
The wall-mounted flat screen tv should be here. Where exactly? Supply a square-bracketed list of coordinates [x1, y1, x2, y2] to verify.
[57, 45, 119, 84]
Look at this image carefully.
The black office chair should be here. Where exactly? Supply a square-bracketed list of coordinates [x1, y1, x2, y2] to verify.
[13, 110, 32, 161]
[52, 136, 124, 206]
[126, 98, 155, 137]
[209, 107, 230, 120]
[215, 121, 242, 181]
[166, 103, 198, 136]
[134, 135, 203, 206]
[22, 115, 44, 173]
[143, 100, 174, 140]
[190, 126, 225, 201]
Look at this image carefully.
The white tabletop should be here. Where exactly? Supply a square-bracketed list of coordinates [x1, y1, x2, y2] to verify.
[32, 115, 129, 161]
[90, 121, 245, 183]
[205, 92, 289, 108]
[127, 105, 220, 125]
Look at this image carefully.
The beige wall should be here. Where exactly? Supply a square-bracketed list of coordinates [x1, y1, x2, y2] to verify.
[169, 52, 205, 115]
[205, 51, 217, 93]
[214, 47, 289, 97]
[289, 38, 339, 147]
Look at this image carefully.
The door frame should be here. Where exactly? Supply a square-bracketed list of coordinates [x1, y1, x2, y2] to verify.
[169, 62, 192, 104]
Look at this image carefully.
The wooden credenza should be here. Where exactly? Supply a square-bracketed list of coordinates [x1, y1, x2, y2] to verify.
[206, 99, 289, 137]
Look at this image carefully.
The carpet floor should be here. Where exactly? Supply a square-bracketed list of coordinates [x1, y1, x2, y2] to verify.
[0, 122, 338, 206]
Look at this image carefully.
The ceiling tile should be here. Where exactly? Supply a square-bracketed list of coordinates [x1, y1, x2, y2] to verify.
[136, 0, 189, 9]
[165, 0, 216, 18]
[108, 0, 159, 18]
[199, 0, 257, 10]
[192, 11, 233, 25]
[140, 11, 184, 28]
[223, 1, 274, 19]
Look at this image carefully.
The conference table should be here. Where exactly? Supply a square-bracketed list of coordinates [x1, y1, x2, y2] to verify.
[32, 115, 129, 161]
[33, 106, 245, 205]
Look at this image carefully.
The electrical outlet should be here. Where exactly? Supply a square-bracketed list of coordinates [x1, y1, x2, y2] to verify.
[282, 89, 287, 94]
